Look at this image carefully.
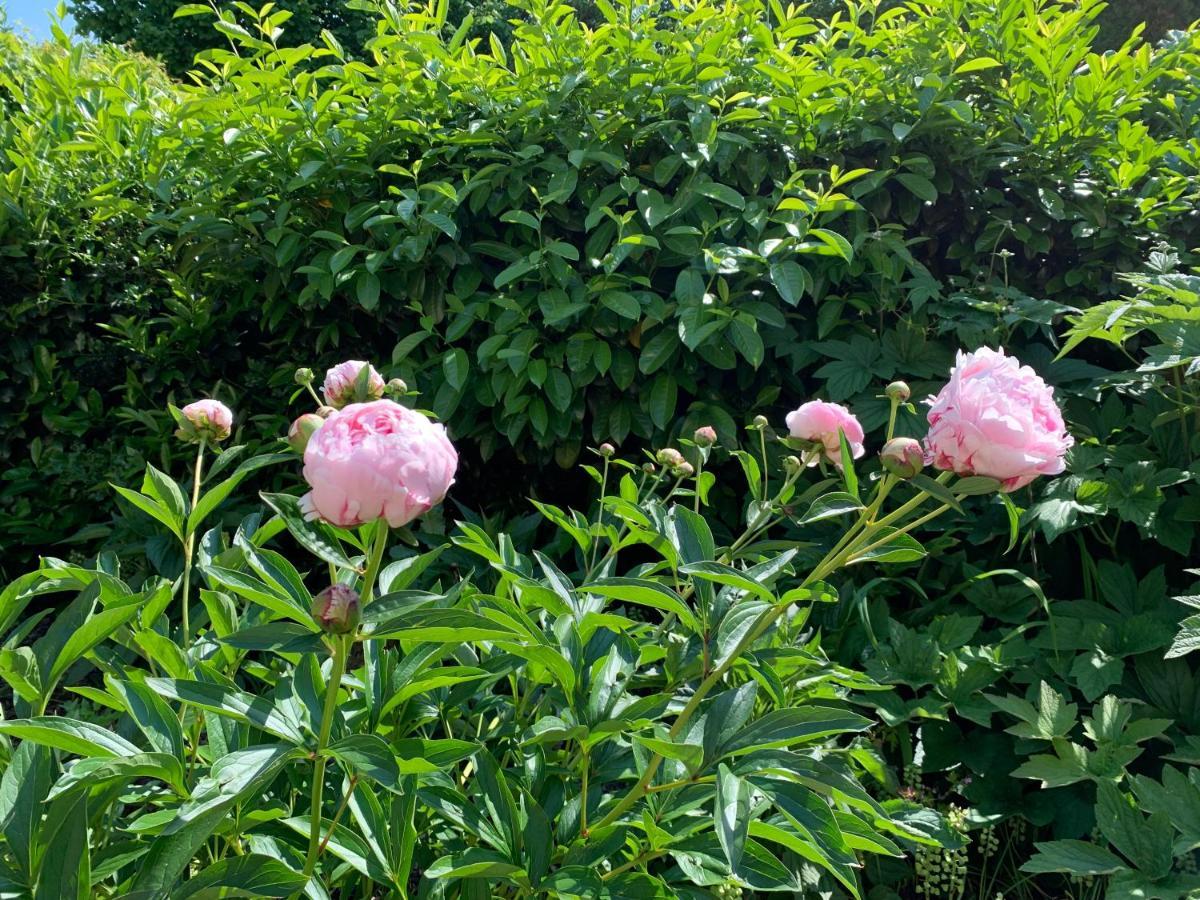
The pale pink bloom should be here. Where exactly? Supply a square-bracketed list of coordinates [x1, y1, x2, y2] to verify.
[785, 401, 865, 468]
[300, 400, 457, 528]
[925, 347, 1072, 492]
[180, 399, 233, 442]
[322, 360, 385, 408]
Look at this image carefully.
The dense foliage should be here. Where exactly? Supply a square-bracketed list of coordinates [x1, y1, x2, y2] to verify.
[67, 0, 376, 77]
[0, 378, 973, 898]
[2, 0, 1200, 894]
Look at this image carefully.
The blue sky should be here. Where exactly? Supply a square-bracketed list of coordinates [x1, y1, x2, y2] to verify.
[3, 0, 74, 39]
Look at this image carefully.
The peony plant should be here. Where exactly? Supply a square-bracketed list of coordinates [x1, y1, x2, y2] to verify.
[0, 349, 1069, 898]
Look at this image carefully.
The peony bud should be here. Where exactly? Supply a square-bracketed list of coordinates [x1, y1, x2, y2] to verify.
[599, 442, 616, 458]
[885, 381, 911, 403]
[783, 455, 803, 474]
[674, 461, 694, 477]
[751, 414, 770, 430]
[311, 584, 360, 635]
[386, 377, 408, 397]
[322, 360, 386, 408]
[294, 367, 315, 386]
[880, 437, 924, 478]
[316, 405, 337, 418]
[642, 462, 657, 474]
[176, 399, 233, 444]
[694, 426, 717, 447]
[656, 448, 685, 468]
[288, 413, 324, 453]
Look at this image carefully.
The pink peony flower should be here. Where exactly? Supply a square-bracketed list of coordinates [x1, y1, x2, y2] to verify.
[300, 400, 457, 528]
[322, 360, 386, 408]
[925, 347, 1072, 492]
[785, 401, 865, 468]
[178, 399, 233, 443]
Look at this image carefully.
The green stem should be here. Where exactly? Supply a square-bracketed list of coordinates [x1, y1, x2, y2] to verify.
[180, 440, 206, 649]
[580, 747, 590, 838]
[319, 774, 358, 855]
[360, 522, 389, 604]
[304, 634, 350, 879]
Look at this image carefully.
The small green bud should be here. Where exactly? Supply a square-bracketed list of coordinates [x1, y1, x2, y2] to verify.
[311, 584, 360, 635]
[288, 413, 325, 453]
[751, 414, 770, 430]
[656, 448, 685, 468]
[693, 426, 717, 447]
[294, 367, 315, 386]
[599, 442, 616, 458]
[885, 380, 911, 402]
[880, 437, 924, 478]
[385, 377, 408, 397]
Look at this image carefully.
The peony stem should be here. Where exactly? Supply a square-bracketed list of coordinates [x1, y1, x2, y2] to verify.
[304, 633, 350, 879]
[180, 439, 206, 649]
[360, 522, 389, 605]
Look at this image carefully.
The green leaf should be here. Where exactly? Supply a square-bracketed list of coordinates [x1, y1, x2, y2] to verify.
[715, 764, 751, 870]
[368, 608, 520, 643]
[799, 492, 864, 524]
[48, 594, 143, 686]
[769, 261, 805, 306]
[696, 182, 745, 209]
[34, 791, 88, 900]
[260, 492, 356, 571]
[847, 529, 926, 565]
[838, 430, 858, 497]
[1020, 840, 1127, 876]
[0, 717, 141, 758]
[144, 678, 306, 745]
[175, 855, 307, 899]
[808, 228, 853, 262]
[954, 56, 1002, 74]
[328, 734, 400, 789]
[632, 735, 703, 774]
[679, 562, 774, 604]
[112, 485, 183, 541]
[721, 707, 872, 756]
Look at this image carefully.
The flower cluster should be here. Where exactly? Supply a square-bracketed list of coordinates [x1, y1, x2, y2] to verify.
[784, 347, 1072, 491]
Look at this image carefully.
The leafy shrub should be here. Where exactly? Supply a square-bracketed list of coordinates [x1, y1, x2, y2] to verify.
[0, 373, 987, 897]
[3, 0, 1198, 569]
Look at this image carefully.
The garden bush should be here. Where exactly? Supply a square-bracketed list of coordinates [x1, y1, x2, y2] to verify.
[2, 0, 1200, 894]
[0, 353, 1064, 897]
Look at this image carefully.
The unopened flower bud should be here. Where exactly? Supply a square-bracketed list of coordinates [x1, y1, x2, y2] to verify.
[322, 360, 385, 408]
[642, 462, 657, 474]
[294, 367, 315, 386]
[311, 584, 360, 634]
[674, 461, 694, 477]
[288, 413, 324, 453]
[881, 437, 924, 478]
[176, 399, 233, 444]
[694, 426, 717, 447]
[316, 405, 338, 418]
[657, 448, 685, 468]
[751, 414, 770, 430]
[783, 455, 803, 473]
[386, 377, 408, 397]
[886, 381, 911, 403]
[599, 442, 616, 458]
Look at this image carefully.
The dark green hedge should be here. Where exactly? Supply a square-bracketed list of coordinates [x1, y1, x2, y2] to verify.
[3, 0, 1196, 565]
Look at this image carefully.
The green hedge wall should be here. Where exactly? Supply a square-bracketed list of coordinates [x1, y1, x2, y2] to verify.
[2, 0, 1196, 568]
